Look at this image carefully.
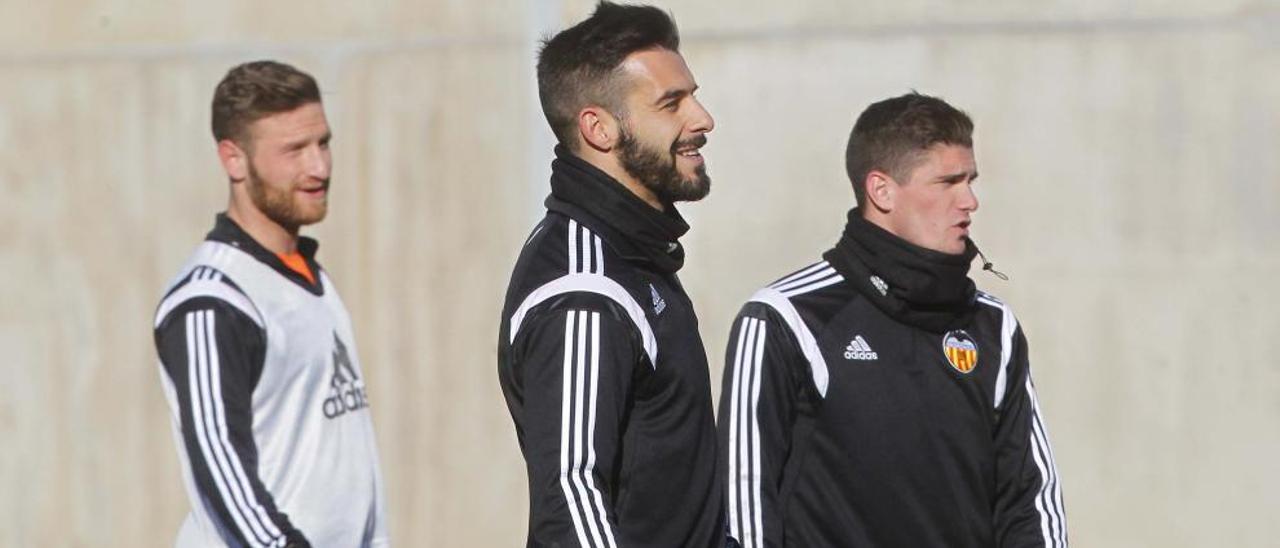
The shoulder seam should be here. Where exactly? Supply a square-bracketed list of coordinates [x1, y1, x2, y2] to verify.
[769, 260, 844, 297]
[748, 287, 829, 398]
[509, 272, 657, 367]
[976, 293, 1019, 409]
[155, 267, 263, 329]
[977, 291, 1005, 307]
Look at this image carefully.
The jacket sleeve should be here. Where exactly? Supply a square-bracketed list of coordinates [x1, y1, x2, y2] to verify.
[992, 326, 1068, 548]
[511, 301, 642, 547]
[718, 306, 813, 548]
[155, 297, 310, 548]
[364, 428, 391, 547]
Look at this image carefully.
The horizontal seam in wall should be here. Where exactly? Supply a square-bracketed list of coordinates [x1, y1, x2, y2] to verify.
[0, 10, 1275, 65]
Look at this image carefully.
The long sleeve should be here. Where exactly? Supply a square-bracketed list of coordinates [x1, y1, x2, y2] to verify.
[511, 302, 643, 548]
[992, 326, 1068, 548]
[364, 430, 391, 548]
[718, 307, 813, 548]
[155, 297, 309, 548]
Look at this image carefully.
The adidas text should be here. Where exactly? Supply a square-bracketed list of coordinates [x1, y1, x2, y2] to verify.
[844, 335, 879, 361]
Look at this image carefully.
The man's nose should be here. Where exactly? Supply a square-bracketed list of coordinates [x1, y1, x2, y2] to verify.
[959, 182, 979, 212]
[306, 145, 331, 180]
[687, 97, 714, 134]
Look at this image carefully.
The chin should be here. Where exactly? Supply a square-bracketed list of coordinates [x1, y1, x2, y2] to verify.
[294, 208, 328, 226]
[681, 171, 711, 201]
[925, 239, 964, 255]
[681, 180, 711, 202]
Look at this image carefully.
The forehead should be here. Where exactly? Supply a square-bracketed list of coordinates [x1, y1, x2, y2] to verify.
[247, 101, 329, 142]
[910, 143, 976, 176]
[617, 48, 696, 100]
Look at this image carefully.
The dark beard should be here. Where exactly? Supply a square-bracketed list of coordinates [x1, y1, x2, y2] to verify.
[617, 129, 710, 203]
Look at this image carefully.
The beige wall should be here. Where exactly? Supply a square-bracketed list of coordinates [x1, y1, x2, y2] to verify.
[2, 1, 1277, 546]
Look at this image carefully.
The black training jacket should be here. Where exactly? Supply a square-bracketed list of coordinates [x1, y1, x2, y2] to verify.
[498, 147, 724, 548]
[719, 212, 1067, 548]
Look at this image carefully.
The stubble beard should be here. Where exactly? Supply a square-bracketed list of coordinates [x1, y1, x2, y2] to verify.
[245, 159, 328, 231]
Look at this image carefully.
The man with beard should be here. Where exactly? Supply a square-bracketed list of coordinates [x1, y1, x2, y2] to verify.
[497, 3, 724, 547]
[153, 61, 389, 548]
[719, 93, 1067, 547]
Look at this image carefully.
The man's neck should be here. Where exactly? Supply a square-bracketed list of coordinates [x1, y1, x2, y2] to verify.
[571, 146, 665, 211]
[860, 207, 900, 241]
[226, 200, 299, 255]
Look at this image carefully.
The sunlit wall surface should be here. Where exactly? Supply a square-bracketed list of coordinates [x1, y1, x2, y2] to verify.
[1, 1, 1277, 546]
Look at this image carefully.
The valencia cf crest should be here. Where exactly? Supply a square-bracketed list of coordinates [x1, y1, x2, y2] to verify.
[942, 330, 979, 374]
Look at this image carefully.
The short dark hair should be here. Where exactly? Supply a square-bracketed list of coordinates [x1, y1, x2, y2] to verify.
[845, 92, 974, 208]
[536, 1, 680, 149]
[211, 60, 321, 145]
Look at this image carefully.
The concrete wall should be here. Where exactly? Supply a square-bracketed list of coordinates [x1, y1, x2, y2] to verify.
[1, 1, 1276, 546]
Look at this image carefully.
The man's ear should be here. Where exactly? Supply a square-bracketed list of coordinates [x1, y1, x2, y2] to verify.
[217, 139, 249, 182]
[577, 106, 620, 152]
[864, 170, 895, 213]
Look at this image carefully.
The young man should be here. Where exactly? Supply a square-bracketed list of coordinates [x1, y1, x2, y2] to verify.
[153, 61, 389, 548]
[496, 3, 724, 546]
[719, 93, 1067, 547]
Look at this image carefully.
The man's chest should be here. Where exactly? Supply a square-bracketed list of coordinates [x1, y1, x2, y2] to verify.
[634, 274, 713, 403]
[814, 303, 1002, 436]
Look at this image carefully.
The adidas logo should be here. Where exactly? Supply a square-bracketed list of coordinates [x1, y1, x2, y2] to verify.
[323, 333, 369, 419]
[844, 335, 878, 361]
[869, 275, 889, 296]
[650, 283, 667, 315]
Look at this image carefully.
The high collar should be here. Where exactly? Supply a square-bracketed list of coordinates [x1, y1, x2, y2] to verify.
[544, 145, 690, 274]
[822, 209, 978, 333]
[206, 213, 325, 295]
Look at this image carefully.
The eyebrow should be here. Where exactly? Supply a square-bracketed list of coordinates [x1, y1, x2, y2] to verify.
[937, 170, 978, 183]
[283, 131, 332, 149]
[654, 85, 697, 107]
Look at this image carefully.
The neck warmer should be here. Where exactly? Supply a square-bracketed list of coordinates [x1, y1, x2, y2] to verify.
[822, 209, 978, 333]
[544, 146, 690, 274]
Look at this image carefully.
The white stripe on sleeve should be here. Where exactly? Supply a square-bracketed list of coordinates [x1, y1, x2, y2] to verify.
[726, 319, 749, 545]
[584, 312, 617, 547]
[977, 294, 1017, 409]
[728, 318, 767, 548]
[559, 311, 617, 548]
[771, 266, 836, 293]
[187, 311, 283, 547]
[769, 261, 828, 288]
[749, 289, 830, 397]
[568, 220, 580, 274]
[201, 312, 284, 545]
[1026, 375, 1067, 547]
[559, 311, 592, 547]
[749, 320, 766, 548]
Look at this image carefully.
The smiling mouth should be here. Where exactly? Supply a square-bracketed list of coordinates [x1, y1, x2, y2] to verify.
[673, 135, 707, 159]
